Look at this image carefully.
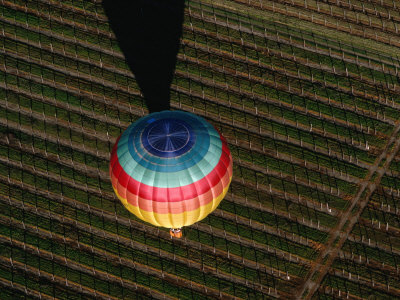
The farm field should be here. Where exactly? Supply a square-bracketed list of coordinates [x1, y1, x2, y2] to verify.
[0, 0, 399, 299]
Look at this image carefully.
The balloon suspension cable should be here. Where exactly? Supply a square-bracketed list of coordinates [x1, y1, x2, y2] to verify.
[170, 228, 183, 238]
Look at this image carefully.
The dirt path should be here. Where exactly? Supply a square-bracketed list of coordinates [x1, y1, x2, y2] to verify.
[295, 119, 400, 299]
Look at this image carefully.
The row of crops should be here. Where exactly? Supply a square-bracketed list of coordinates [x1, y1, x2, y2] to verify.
[0, 0, 400, 299]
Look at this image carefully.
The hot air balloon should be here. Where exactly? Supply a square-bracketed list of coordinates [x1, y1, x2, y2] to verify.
[109, 111, 233, 238]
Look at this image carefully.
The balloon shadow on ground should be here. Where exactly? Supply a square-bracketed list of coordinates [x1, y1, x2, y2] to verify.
[103, 0, 185, 113]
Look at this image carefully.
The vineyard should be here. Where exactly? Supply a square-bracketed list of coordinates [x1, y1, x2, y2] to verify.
[0, 0, 400, 299]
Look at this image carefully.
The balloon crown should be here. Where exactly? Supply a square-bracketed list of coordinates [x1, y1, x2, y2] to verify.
[141, 117, 195, 157]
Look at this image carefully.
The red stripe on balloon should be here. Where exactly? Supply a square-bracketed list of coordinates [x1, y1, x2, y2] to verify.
[110, 136, 231, 203]
[120, 169, 231, 214]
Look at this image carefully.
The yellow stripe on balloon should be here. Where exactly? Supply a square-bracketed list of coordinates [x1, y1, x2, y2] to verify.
[113, 177, 232, 228]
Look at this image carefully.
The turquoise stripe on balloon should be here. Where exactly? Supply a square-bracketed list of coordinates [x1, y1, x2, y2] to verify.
[117, 136, 222, 188]
[116, 111, 223, 188]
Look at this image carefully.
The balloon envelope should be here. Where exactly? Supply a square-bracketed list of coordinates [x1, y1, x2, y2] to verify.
[110, 111, 233, 228]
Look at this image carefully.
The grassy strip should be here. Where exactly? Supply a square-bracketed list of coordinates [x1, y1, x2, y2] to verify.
[0, 4, 121, 52]
[379, 174, 400, 190]
[230, 177, 343, 228]
[342, 240, 400, 269]
[322, 273, 395, 299]
[369, 189, 399, 208]
[351, 222, 400, 252]
[0, 222, 217, 300]
[0, 57, 139, 124]
[389, 160, 400, 173]
[0, 18, 130, 72]
[234, 162, 352, 204]
[230, 144, 358, 196]
[361, 205, 400, 232]
[196, 0, 400, 61]
[36, 0, 105, 17]
[0, 124, 109, 173]
[2, 218, 282, 298]
[287, 0, 399, 33]
[0, 52, 137, 113]
[214, 118, 368, 180]
[185, 1, 400, 83]
[203, 210, 320, 257]
[0, 263, 95, 300]
[332, 258, 400, 290]
[219, 199, 330, 242]
[0, 143, 112, 193]
[173, 70, 376, 165]
[0, 98, 110, 154]
[0, 237, 180, 299]
[18, 0, 111, 33]
[0, 78, 122, 138]
[230, 180, 345, 226]
[180, 29, 400, 124]
[0, 287, 27, 300]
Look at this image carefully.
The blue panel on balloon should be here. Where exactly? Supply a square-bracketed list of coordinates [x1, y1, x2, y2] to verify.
[141, 118, 196, 157]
